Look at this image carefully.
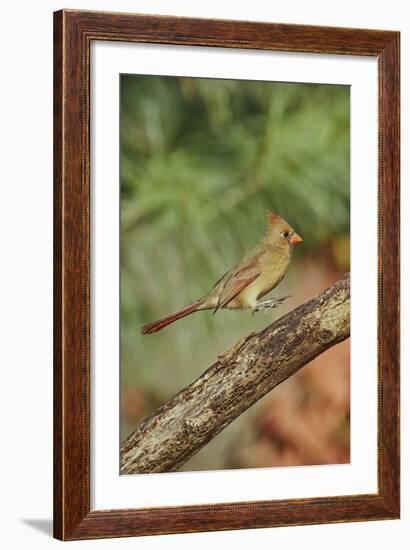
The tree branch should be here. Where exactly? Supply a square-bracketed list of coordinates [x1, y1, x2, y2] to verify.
[121, 274, 350, 474]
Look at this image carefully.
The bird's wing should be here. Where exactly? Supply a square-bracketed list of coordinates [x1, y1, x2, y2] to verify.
[213, 262, 261, 313]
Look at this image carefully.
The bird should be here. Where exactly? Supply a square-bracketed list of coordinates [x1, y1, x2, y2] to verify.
[141, 210, 302, 335]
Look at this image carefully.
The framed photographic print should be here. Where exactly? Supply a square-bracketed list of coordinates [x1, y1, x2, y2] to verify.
[54, 9, 400, 540]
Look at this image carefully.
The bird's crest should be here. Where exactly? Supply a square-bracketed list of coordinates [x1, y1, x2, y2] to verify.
[266, 210, 284, 227]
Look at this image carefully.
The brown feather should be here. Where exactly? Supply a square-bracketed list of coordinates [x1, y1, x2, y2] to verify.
[213, 272, 260, 313]
[141, 299, 204, 335]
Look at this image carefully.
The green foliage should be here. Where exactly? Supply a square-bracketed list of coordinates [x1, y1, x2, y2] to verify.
[120, 75, 350, 442]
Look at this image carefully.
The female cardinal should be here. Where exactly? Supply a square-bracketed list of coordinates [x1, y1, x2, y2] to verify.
[141, 211, 302, 335]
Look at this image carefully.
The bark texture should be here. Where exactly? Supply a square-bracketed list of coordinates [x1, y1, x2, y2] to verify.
[121, 274, 350, 474]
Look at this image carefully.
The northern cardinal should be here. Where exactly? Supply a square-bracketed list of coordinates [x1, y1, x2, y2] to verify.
[141, 211, 302, 335]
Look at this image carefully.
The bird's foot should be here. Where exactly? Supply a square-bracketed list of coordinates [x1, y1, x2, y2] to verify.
[252, 296, 291, 315]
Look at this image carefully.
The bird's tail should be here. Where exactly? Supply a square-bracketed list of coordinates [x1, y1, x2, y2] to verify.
[141, 299, 205, 335]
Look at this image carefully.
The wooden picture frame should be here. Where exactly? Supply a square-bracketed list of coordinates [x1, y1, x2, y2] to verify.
[53, 9, 400, 540]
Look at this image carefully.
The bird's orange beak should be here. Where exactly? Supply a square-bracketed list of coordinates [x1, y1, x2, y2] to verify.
[290, 233, 303, 245]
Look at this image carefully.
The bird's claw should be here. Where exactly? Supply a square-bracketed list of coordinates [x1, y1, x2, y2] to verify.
[252, 295, 291, 315]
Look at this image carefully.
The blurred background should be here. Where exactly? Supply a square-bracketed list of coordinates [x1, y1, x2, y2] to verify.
[120, 75, 350, 472]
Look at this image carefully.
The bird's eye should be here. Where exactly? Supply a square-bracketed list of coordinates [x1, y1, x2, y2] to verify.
[283, 231, 289, 238]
